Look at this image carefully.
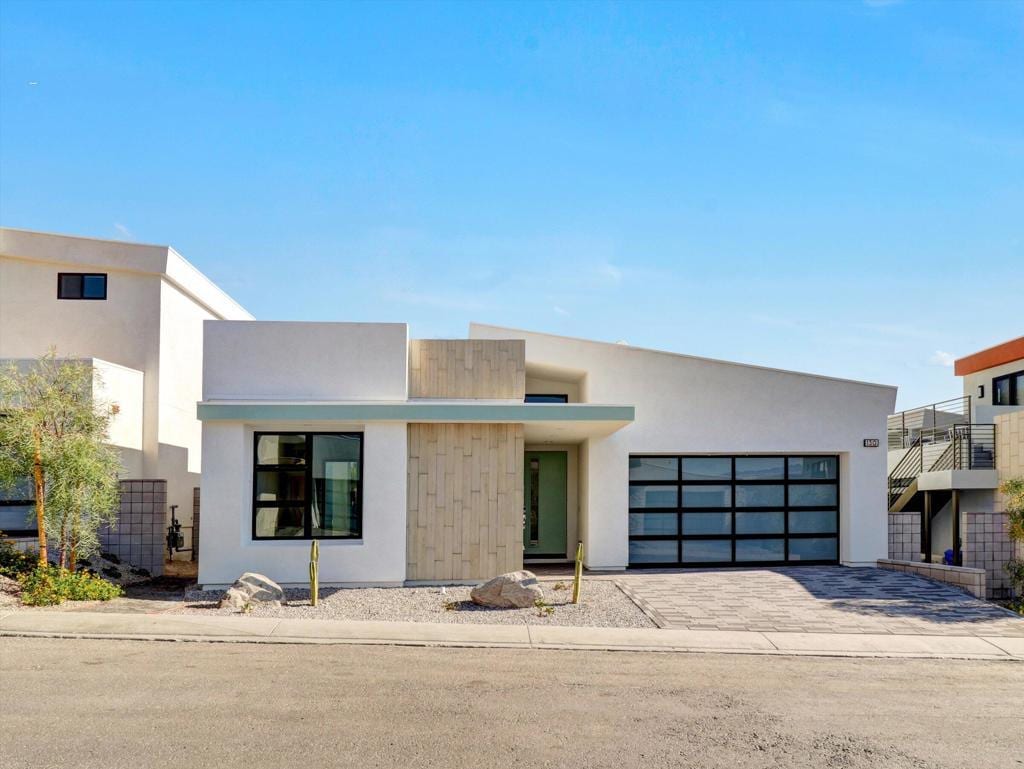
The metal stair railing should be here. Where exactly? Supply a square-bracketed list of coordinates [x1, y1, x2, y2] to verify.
[887, 423, 998, 510]
[888, 439, 923, 509]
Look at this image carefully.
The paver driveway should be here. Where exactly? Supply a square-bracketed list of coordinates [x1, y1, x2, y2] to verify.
[617, 566, 1024, 636]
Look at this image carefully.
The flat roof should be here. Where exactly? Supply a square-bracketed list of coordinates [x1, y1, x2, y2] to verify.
[954, 336, 1024, 376]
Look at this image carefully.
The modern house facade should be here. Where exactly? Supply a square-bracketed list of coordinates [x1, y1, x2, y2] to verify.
[197, 320, 896, 588]
[0, 228, 252, 554]
[887, 336, 1024, 597]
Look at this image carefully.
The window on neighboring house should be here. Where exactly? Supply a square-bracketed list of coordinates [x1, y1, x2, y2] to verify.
[252, 432, 363, 540]
[525, 394, 569, 403]
[993, 370, 1024, 406]
[0, 477, 37, 536]
[57, 272, 107, 300]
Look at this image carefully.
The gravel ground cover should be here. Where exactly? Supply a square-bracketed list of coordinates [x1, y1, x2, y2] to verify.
[0, 575, 21, 608]
[177, 578, 654, 628]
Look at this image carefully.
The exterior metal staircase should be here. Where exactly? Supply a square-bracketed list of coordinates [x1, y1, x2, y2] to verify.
[887, 396, 996, 513]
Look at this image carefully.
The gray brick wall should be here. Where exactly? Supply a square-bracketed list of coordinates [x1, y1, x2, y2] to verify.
[963, 511, 1013, 600]
[888, 511, 921, 563]
[98, 479, 166, 577]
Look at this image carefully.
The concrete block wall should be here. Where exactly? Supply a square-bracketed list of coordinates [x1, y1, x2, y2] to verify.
[98, 479, 166, 576]
[963, 511, 1013, 599]
[995, 410, 1024, 596]
[888, 511, 921, 563]
[877, 559, 985, 599]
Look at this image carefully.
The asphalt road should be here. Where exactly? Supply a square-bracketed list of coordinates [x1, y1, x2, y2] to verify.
[1, 638, 1022, 769]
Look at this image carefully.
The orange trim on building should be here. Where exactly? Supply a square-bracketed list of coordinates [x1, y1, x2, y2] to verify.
[954, 336, 1024, 376]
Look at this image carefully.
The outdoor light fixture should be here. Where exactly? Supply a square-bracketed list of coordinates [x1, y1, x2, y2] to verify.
[978, 385, 985, 398]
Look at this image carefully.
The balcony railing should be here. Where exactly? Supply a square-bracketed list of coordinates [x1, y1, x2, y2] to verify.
[887, 396, 970, 450]
[887, 423, 996, 508]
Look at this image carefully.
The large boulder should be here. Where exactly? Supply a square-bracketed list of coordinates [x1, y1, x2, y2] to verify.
[470, 570, 543, 609]
[218, 572, 285, 610]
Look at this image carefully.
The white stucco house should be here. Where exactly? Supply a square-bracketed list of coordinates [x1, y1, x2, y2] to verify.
[197, 320, 897, 588]
[0, 228, 252, 550]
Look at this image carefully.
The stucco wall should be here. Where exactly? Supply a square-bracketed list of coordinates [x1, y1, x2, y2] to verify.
[471, 324, 897, 570]
[198, 421, 407, 587]
[963, 358, 1024, 418]
[203, 321, 409, 401]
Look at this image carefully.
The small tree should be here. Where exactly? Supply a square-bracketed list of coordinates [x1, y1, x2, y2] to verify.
[0, 351, 121, 567]
[1001, 476, 1024, 601]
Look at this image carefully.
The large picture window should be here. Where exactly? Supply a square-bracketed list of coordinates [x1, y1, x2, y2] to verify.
[252, 432, 363, 540]
[628, 454, 839, 567]
[992, 370, 1023, 406]
[0, 477, 37, 536]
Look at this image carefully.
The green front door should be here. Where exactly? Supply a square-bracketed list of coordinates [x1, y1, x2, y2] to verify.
[524, 451, 568, 557]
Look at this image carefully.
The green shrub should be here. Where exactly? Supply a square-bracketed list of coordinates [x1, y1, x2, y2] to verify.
[17, 565, 122, 606]
[0, 534, 36, 578]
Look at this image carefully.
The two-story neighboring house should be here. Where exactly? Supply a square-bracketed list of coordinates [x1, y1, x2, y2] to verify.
[0, 228, 252, 561]
[887, 336, 1024, 597]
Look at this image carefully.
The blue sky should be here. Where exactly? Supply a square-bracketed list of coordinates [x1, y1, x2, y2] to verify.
[1, 0, 1021, 409]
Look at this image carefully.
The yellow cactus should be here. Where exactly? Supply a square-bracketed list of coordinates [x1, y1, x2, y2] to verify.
[309, 539, 320, 607]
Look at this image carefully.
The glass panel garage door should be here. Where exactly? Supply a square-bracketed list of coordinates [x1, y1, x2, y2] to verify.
[628, 455, 839, 567]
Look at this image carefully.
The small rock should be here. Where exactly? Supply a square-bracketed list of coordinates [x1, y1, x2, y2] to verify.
[470, 571, 543, 609]
[219, 572, 285, 610]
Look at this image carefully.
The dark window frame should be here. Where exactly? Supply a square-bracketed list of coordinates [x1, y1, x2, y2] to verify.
[0, 412, 37, 536]
[57, 272, 108, 300]
[628, 454, 840, 568]
[525, 393, 569, 403]
[252, 431, 364, 541]
[992, 370, 1024, 406]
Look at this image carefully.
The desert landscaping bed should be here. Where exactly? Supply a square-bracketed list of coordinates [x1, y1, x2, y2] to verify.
[175, 578, 654, 628]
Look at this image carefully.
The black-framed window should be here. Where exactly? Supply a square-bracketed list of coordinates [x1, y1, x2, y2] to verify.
[525, 394, 569, 403]
[252, 432, 363, 540]
[628, 454, 839, 567]
[57, 272, 107, 300]
[992, 370, 1024, 406]
[0, 477, 37, 536]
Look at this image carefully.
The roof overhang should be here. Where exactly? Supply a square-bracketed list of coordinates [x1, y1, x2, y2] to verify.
[197, 400, 634, 438]
[954, 336, 1024, 376]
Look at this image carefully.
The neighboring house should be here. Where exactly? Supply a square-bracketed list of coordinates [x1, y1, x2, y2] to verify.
[887, 336, 1024, 596]
[197, 321, 896, 588]
[0, 228, 252, 556]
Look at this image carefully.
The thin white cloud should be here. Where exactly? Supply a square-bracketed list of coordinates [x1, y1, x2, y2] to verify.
[553, 305, 570, 317]
[929, 350, 956, 367]
[112, 222, 134, 241]
[598, 263, 622, 283]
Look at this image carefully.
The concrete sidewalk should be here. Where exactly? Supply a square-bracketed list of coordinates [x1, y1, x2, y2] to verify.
[2, 609, 1022, 660]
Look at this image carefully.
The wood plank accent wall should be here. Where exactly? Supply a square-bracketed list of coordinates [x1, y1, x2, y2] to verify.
[407, 423, 525, 581]
[408, 339, 526, 399]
